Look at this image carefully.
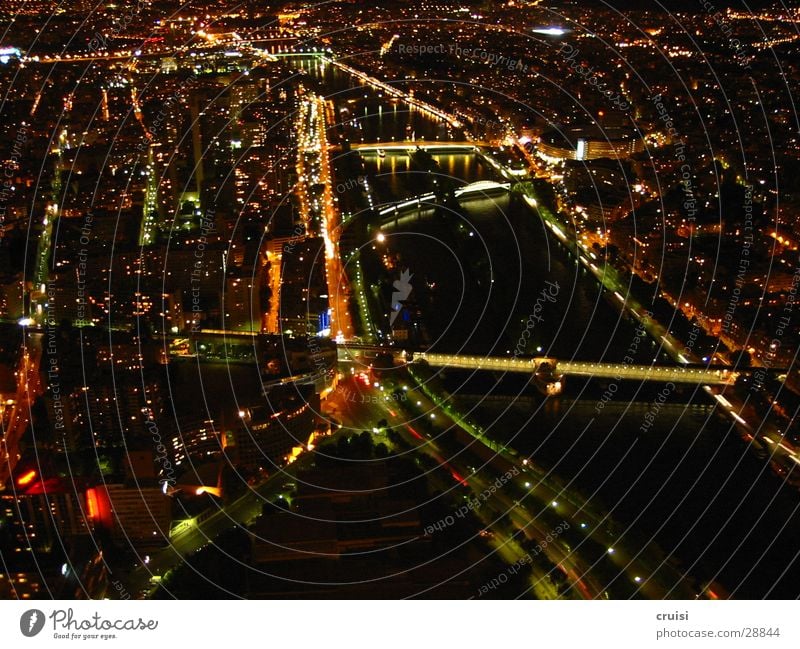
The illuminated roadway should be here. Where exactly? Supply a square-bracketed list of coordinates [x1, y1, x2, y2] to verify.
[339, 355, 699, 599]
[121, 348, 704, 597]
[315, 95, 354, 340]
[0, 334, 43, 490]
[322, 373, 604, 598]
[294, 93, 354, 339]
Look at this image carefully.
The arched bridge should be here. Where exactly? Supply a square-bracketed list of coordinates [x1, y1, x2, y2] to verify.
[376, 180, 511, 218]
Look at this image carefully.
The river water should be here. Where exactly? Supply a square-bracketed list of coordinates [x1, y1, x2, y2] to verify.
[300, 56, 800, 598]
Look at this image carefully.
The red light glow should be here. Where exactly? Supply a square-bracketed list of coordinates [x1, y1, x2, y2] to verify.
[86, 488, 99, 519]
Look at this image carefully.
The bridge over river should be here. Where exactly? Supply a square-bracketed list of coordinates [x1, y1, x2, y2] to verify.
[415, 352, 739, 386]
[337, 344, 763, 387]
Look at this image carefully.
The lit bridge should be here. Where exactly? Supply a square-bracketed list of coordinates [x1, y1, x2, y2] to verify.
[338, 345, 742, 386]
[376, 180, 511, 218]
[350, 141, 488, 152]
[415, 352, 738, 386]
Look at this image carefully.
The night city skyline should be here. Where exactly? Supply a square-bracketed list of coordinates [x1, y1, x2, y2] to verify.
[1, 0, 800, 619]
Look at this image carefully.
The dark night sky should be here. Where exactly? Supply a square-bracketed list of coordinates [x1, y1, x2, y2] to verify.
[559, 0, 798, 9]
[384, 1, 796, 8]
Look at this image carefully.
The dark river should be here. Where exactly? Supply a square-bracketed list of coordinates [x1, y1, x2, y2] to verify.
[298, 55, 800, 599]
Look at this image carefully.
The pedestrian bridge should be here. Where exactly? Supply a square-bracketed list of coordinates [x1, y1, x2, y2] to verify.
[414, 352, 738, 386]
[338, 345, 744, 386]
